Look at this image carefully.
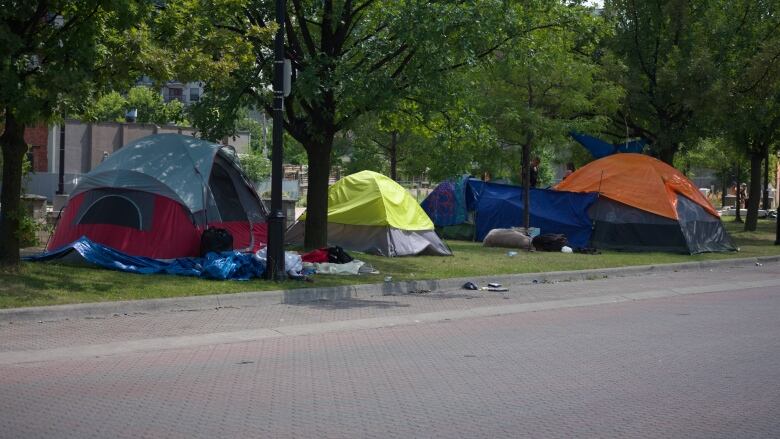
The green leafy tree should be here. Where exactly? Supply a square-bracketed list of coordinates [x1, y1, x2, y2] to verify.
[604, 0, 716, 164]
[82, 91, 128, 122]
[236, 114, 267, 152]
[127, 86, 187, 125]
[176, 0, 574, 249]
[704, 0, 780, 231]
[239, 150, 272, 181]
[0, 0, 150, 268]
[675, 137, 748, 211]
[81, 85, 190, 125]
[336, 93, 495, 182]
[478, 8, 622, 227]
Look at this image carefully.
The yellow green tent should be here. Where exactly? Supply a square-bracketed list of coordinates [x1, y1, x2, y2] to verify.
[289, 171, 451, 256]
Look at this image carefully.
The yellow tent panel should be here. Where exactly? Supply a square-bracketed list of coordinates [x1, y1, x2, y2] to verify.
[300, 170, 434, 230]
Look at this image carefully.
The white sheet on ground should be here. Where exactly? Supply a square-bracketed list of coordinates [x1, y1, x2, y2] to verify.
[304, 260, 365, 275]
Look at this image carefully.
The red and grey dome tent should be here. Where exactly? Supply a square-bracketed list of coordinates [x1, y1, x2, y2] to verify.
[48, 134, 268, 259]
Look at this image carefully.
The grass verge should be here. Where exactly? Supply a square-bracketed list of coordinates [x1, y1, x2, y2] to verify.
[2, 219, 778, 309]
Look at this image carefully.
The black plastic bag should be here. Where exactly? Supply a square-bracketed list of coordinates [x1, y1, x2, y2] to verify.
[200, 228, 234, 256]
[327, 246, 354, 264]
[532, 233, 568, 252]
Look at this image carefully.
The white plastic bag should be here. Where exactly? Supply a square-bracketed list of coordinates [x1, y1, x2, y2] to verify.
[254, 247, 303, 275]
[284, 251, 303, 276]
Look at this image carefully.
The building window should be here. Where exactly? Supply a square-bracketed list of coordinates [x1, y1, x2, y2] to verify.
[166, 88, 183, 103]
[190, 88, 200, 102]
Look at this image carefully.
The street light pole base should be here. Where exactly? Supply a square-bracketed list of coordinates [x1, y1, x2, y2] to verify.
[264, 210, 287, 281]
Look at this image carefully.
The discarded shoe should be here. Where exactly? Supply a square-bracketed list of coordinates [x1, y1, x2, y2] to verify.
[463, 281, 479, 290]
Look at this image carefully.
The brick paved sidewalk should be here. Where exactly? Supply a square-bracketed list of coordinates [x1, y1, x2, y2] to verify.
[1, 263, 778, 355]
[1, 285, 778, 438]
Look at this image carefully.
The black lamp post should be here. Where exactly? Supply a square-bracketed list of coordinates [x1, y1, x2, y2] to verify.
[265, 0, 287, 280]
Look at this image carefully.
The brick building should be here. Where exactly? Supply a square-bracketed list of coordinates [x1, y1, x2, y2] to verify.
[23, 124, 49, 173]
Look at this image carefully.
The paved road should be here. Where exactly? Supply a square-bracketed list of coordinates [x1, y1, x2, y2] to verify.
[1, 266, 779, 438]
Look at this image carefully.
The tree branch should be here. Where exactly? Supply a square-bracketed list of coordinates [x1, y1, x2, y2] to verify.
[369, 43, 408, 73]
[291, 0, 317, 55]
[441, 21, 568, 72]
[736, 49, 780, 94]
[391, 49, 416, 79]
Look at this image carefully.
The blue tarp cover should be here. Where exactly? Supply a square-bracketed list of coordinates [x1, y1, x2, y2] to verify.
[570, 132, 648, 159]
[27, 237, 266, 280]
[420, 176, 468, 227]
[465, 179, 598, 248]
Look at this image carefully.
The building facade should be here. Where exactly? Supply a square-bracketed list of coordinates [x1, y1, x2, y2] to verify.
[21, 120, 249, 201]
[136, 77, 204, 106]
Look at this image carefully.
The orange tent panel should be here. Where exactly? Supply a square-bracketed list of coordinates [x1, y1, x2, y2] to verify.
[554, 154, 718, 220]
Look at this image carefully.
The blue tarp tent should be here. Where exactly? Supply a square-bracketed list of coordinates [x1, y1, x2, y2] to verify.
[420, 176, 469, 227]
[570, 132, 648, 159]
[465, 180, 598, 248]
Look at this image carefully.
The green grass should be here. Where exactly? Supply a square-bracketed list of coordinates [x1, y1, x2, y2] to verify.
[2, 219, 778, 309]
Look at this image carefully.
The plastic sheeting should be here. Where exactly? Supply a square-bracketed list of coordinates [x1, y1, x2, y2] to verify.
[465, 179, 597, 248]
[298, 170, 434, 230]
[27, 237, 266, 280]
[254, 247, 303, 276]
[555, 153, 719, 220]
[304, 260, 365, 275]
[570, 132, 648, 159]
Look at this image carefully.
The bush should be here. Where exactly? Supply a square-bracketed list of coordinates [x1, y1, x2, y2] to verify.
[240, 152, 271, 181]
[17, 213, 42, 247]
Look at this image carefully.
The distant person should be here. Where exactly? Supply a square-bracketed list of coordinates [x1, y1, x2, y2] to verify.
[740, 183, 748, 208]
[529, 157, 540, 188]
[101, 151, 109, 162]
[563, 162, 575, 179]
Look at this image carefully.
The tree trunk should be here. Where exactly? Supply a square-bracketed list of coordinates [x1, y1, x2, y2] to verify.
[745, 149, 763, 231]
[657, 143, 677, 166]
[521, 139, 531, 230]
[0, 111, 28, 269]
[303, 137, 334, 250]
[720, 171, 727, 209]
[389, 131, 398, 181]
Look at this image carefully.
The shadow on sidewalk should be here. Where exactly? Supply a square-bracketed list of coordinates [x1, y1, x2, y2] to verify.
[297, 298, 411, 310]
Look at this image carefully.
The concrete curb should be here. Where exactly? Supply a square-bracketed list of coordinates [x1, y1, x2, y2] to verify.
[2, 255, 778, 323]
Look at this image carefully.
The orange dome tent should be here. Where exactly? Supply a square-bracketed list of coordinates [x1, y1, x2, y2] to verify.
[555, 154, 735, 253]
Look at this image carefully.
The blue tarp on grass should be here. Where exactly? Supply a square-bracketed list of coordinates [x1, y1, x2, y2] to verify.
[26, 236, 266, 280]
[465, 180, 598, 248]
